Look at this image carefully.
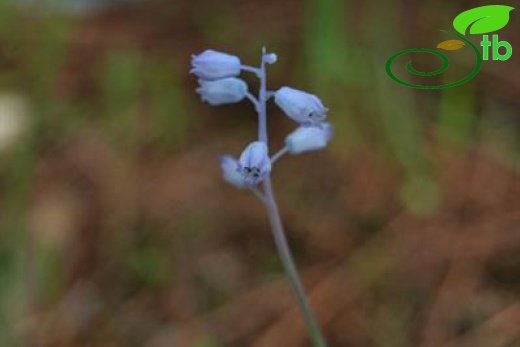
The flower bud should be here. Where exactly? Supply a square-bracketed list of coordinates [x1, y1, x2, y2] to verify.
[285, 123, 333, 154]
[219, 155, 247, 189]
[190, 50, 241, 80]
[264, 53, 277, 64]
[238, 141, 271, 185]
[274, 86, 328, 125]
[196, 77, 248, 105]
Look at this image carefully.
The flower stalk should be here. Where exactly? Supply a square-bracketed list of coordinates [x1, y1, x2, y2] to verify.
[263, 177, 328, 347]
[255, 48, 328, 347]
[191, 47, 331, 347]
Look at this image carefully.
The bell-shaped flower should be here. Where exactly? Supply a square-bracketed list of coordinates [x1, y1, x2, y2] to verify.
[219, 155, 247, 189]
[196, 77, 248, 105]
[274, 86, 328, 125]
[285, 122, 333, 154]
[191, 50, 241, 80]
[238, 141, 271, 185]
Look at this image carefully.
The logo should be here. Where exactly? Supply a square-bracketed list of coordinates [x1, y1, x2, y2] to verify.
[386, 5, 514, 89]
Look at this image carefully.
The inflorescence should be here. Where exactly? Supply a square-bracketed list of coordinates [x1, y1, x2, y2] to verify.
[191, 48, 332, 187]
[190, 47, 332, 347]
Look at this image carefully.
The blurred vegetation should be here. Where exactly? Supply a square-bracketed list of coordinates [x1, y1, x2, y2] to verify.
[0, 0, 519, 346]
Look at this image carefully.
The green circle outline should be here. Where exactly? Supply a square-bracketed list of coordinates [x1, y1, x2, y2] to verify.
[385, 30, 483, 89]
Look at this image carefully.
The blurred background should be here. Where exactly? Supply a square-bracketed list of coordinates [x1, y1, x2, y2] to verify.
[1, 0, 519, 346]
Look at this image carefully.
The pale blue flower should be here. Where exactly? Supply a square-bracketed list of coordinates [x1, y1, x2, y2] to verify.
[196, 77, 248, 105]
[238, 141, 271, 185]
[191, 50, 241, 80]
[285, 123, 333, 154]
[274, 86, 328, 125]
[219, 155, 247, 189]
[264, 53, 277, 64]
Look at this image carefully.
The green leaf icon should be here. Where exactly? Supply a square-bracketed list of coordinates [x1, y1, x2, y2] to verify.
[453, 5, 514, 35]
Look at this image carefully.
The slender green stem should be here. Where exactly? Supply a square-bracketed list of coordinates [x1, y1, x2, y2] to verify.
[256, 47, 328, 347]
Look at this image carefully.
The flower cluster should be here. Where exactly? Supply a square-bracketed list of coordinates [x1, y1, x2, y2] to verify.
[191, 49, 332, 188]
[191, 48, 332, 347]
[191, 50, 247, 105]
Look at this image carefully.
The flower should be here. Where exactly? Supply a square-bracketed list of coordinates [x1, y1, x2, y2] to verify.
[264, 53, 277, 64]
[190, 50, 242, 80]
[196, 77, 248, 105]
[219, 155, 247, 188]
[238, 141, 271, 185]
[285, 123, 333, 154]
[274, 86, 328, 125]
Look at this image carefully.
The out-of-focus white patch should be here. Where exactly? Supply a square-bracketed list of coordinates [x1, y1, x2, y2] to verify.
[0, 93, 31, 153]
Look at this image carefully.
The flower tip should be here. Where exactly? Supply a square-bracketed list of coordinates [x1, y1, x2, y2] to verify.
[196, 77, 247, 105]
[219, 154, 236, 166]
[190, 49, 241, 80]
[285, 122, 333, 155]
[219, 155, 247, 189]
[238, 141, 271, 186]
[274, 86, 328, 125]
[264, 53, 277, 64]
